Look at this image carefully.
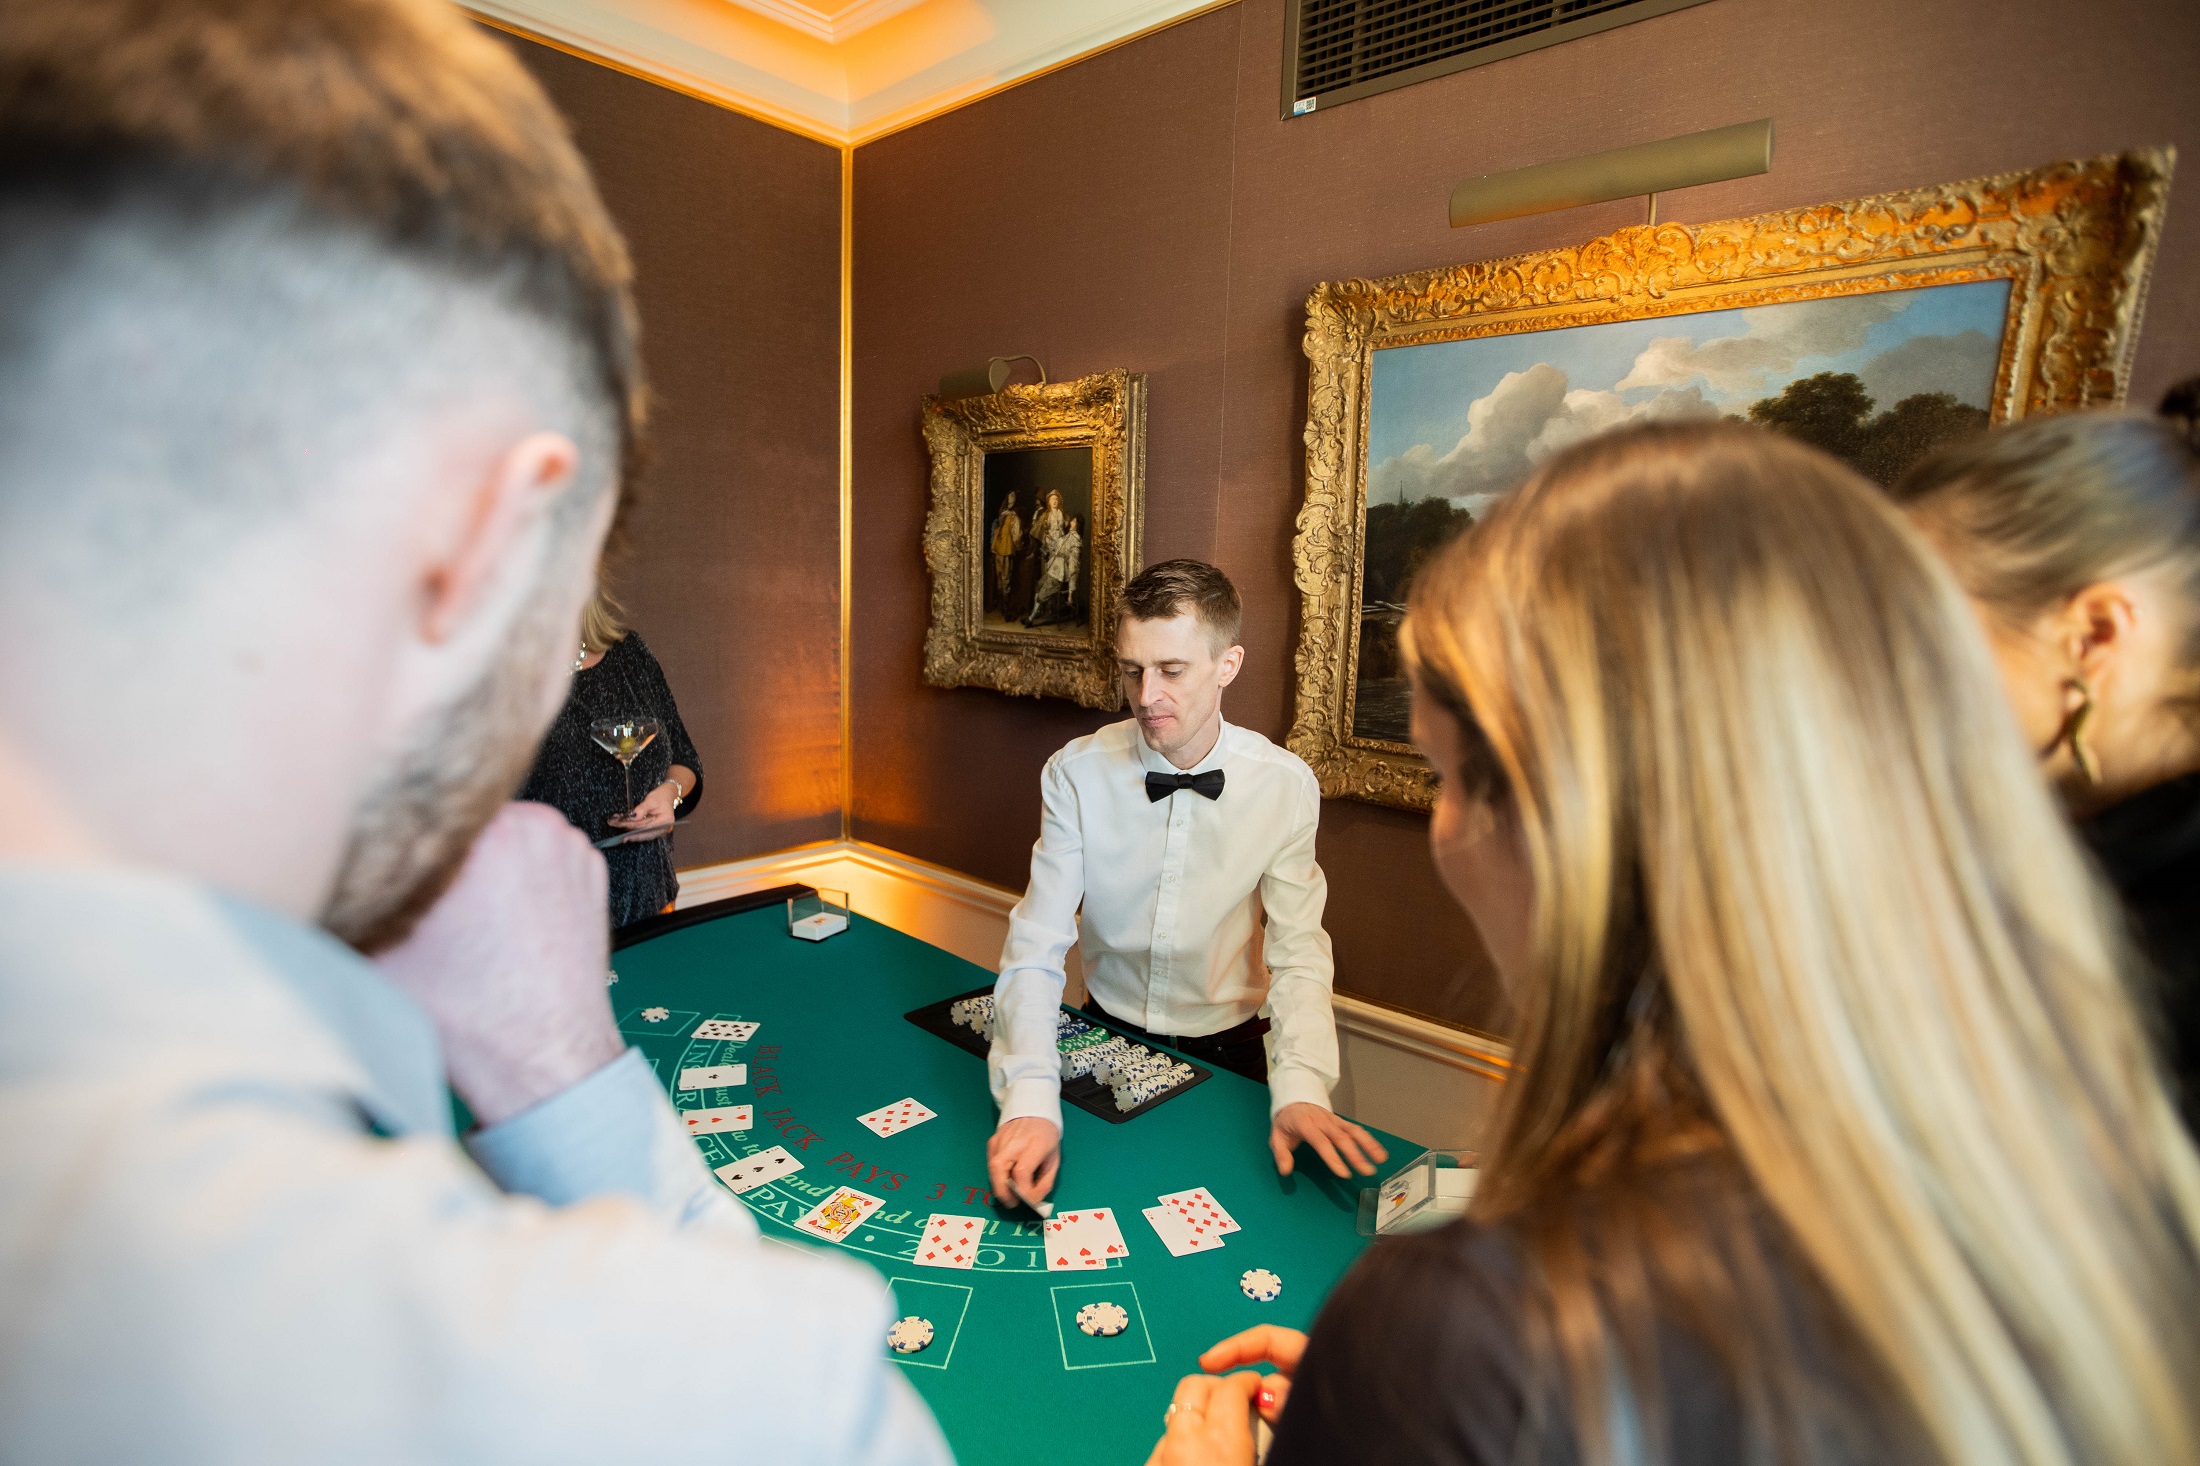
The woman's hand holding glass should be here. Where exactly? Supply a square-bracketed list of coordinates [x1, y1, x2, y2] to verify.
[607, 777, 680, 839]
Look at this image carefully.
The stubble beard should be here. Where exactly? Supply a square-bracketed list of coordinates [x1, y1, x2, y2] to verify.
[317, 576, 571, 955]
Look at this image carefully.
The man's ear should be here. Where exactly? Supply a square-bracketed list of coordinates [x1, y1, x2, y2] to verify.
[1215, 642, 1246, 689]
[419, 431, 581, 644]
[2065, 581, 2140, 684]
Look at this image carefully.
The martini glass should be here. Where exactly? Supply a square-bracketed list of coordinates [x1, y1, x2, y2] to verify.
[589, 715, 660, 813]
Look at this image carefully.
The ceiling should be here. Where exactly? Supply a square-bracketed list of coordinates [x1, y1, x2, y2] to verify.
[467, 0, 1229, 145]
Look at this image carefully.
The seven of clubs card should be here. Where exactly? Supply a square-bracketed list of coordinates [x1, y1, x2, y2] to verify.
[1045, 1208, 1128, 1270]
[915, 1214, 984, 1270]
[713, 1145, 800, 1195]
[795, 1186, 885, 1242]
[855, 1097, 937, 1138]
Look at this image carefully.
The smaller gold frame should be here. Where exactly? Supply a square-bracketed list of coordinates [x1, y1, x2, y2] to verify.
[921, 368, 1147, 710]
[1290, 149, 2173, 812]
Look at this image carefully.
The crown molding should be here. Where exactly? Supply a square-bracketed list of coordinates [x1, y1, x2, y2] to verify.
[468, 0, 1234, 145]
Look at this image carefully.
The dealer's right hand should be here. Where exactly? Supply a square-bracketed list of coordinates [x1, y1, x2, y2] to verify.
[986, 1115, 1062, 1209]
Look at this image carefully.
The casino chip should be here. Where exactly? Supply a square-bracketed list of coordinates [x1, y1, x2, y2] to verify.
[1239, 1268, 1283, 1302]
[1075, 1301, 1130, 1337]
[641, 1006, 669, 1022]
[886, 1316, 934, 1354]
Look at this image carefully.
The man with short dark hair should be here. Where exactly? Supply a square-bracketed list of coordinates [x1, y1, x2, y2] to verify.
[984, 559, 1386, 1206]
[0, 3, 947, 1460]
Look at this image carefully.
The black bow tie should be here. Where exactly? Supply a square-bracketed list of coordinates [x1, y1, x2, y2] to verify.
[1146, 770, 1225, 802]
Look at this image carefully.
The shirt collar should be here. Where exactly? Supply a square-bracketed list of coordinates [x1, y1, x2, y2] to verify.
[1134, 716, 1233, 778]
[212, 893, 454, 1139]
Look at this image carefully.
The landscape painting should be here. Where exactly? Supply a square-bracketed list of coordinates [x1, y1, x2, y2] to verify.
[1350, 279, 2013, 743]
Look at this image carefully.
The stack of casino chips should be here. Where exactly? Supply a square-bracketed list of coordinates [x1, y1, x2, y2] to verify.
[948, 993, 996, 1036]
[1057, 1022, 1129, 1080]
[1110, 1056, 1195, 1111]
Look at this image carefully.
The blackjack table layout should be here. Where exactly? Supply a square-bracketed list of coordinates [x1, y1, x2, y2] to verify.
[610, 890, 1420, 1466]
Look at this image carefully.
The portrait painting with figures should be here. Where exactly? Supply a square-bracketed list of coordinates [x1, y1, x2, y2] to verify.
[922, 368, 1146, 710]
[981, 446, 1094, 635]
[1290, 150, 2169, 810]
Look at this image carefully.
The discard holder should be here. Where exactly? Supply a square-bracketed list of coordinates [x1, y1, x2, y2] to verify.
[788, 888, 851, 942]
[1359, 1148, 1478, 1236]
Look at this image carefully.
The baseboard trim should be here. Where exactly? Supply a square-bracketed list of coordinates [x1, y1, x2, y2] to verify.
[677, 840, 1513, 1086]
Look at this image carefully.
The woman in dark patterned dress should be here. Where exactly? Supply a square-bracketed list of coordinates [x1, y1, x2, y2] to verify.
[521, 590, 704, 930]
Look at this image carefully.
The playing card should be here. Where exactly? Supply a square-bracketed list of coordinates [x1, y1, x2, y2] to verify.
[1044, 1208, 1128, 1270]
[679, 1105, 752, 1138]
[855, 1097, 937, 1138]
[1143, 1203, 1225, 1256]
[793, 1185, 885, 1242]
[1158, 1187, 1240, 1235]
[678, 1064, 747, 1090]
[692, 1019, 758, 1042]
[914, 1213, 984, 1269]
[713, 1144, 799, 1194]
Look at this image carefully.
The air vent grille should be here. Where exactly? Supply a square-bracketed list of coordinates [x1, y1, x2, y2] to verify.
[1285, 0, 1713, 116]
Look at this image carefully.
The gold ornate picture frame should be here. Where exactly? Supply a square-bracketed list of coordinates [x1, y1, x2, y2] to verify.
[1290, 148, 2173, 811]
[922, 368, 1147, 709]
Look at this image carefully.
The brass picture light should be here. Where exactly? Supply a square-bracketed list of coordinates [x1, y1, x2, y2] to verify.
[1450, 118, 1773, 229]
[937, 354, 1048, 400]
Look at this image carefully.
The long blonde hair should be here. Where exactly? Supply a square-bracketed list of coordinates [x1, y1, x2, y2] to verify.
[1404, 422, 2200, 1466]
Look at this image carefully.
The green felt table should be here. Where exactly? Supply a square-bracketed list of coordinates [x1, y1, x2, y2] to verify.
[608, 896, 1420, 1466]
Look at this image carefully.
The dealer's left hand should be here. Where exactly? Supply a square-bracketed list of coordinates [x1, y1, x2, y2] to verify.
[1269, 1101, 1387, 1179]
[608, 780, 680, 836]
[1145, 1368, 1264, 1466]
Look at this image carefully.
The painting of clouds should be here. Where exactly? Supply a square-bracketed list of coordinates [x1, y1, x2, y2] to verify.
[1352, 278, 2012, 743]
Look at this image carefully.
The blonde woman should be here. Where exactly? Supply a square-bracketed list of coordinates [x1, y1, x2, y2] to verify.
[1149, 423, 2200, 1466]
[521, 586, 703, 928]
[1891, 407, 2200, 1122]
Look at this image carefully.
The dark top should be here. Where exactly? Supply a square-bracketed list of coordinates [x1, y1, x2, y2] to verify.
[2081, 768, 2200, 1126]
[1269, 1172, 1898, 1466]
[520, 633, 704, 931]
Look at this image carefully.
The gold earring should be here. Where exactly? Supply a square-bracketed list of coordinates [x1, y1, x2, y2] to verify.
[2065, 677, 2101, 786]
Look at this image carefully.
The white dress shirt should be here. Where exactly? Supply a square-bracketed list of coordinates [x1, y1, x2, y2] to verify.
[0, 863, 950, 1466]
[989, 718, 1340, 1131]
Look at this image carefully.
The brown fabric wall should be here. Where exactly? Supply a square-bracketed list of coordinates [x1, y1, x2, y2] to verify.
[851, 0, 2200, 1033]
[499, 32, 846, 867]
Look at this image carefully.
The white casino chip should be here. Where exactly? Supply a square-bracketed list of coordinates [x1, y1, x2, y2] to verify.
[1075, 1301, 1129, 1337]
[886, 1316, 935, 1354]
[641, 1006, 669, 1022]
[1239, 1268, 1283, 1302]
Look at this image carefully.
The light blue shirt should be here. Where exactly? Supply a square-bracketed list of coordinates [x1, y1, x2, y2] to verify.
[0, 864, 951, 1465]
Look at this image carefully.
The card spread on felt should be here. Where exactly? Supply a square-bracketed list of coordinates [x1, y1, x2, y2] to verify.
[1044, 1208, 1128, 1270]
[915, 1213, 984, 1269]
[680, 1105, 752, 1137]
[855, 1097, 937, 1138]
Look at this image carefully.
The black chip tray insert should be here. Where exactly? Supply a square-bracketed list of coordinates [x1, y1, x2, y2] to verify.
[904, 984, 1212, 1123]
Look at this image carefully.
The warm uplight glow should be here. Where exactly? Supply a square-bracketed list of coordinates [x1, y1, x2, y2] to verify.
[466, 0, 1229, 143]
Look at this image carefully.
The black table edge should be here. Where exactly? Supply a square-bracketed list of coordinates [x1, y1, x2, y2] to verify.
[612, 884, 817, 950]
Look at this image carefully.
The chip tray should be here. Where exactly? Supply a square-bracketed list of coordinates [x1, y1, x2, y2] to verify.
[903, 984, 1213, 1123]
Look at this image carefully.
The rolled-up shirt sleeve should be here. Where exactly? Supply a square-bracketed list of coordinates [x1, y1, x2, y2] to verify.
[1260, 775, 1340, 1116]
[466, 1046, 755, 1235]
[989, 753, 1085, 1132]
